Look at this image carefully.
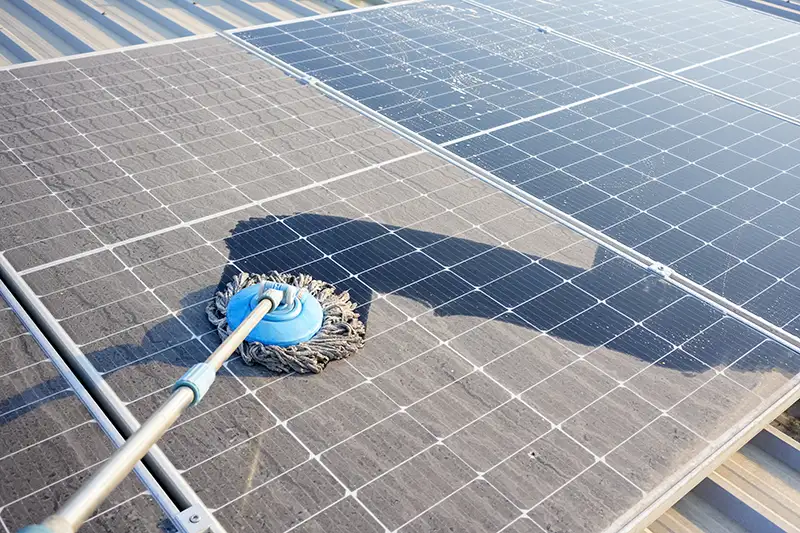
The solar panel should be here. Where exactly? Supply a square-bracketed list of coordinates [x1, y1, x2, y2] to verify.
[0, 10, 797, 533]
[462, 80, 800, 335]
[235, 3, 659, 144]
[471, 0, 800, 69]
[235, 0, 800, 337]
[679, 37, 800, 119]
[0, 290, 166, 532]
[472, 0, 800, 120]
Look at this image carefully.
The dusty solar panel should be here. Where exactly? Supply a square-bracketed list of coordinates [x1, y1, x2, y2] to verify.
[0, 292, 166, 532]
[236, 0, 800, 338]
[0, 12, 799, 533]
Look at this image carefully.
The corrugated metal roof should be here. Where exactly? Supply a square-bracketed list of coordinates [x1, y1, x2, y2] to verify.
[0, 0, 385, 65]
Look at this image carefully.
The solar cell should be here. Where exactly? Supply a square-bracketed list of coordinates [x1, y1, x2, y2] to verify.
[238, 1, 800, 337]
[0, 16, 797, 533]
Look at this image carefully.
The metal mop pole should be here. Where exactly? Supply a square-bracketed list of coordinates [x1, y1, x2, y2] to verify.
[21, 285, 287, 533]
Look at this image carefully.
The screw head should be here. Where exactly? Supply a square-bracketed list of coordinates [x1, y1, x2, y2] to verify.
[189, 514, 200, 524]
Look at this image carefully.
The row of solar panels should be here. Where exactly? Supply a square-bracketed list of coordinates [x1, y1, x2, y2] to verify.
[0, 1, 799, 532]
[234, 0, 800, 345]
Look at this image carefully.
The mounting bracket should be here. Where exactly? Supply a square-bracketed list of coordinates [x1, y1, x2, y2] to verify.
[648, 262, 675, 278]
[175, 505, 214, 533]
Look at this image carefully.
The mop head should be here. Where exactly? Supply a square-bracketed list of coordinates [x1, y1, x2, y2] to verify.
[207, 271, 366, 374]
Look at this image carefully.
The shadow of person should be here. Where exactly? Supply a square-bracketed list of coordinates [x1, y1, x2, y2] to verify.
[3, 207, 798, 533]
[3, 212, 792, 427]
[202, 212, 783, 382]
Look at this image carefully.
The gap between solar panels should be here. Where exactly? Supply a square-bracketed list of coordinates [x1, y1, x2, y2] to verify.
[220, 21, 800, 358]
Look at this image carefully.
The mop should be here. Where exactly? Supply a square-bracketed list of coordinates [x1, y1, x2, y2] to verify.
[207, 271, 366, 374]
[22, 273, 366, 533]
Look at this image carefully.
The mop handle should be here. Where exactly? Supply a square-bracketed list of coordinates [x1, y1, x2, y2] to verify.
[20, 285, 287, 533]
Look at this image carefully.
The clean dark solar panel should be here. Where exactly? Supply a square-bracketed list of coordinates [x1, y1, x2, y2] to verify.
[461, 79, 800, 335]
[240, 1, 800, 337]
[0, 293, 166, 532]
[0, 9, 797, 533]
[679, 36, 800, 120]
[473, 0, 800, 71]
[467, 0, 800, 122]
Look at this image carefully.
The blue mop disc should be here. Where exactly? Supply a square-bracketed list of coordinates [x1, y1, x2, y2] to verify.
[225, 282, 324, 347]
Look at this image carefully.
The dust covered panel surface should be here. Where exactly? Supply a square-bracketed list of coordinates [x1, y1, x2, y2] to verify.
[0, 30, 798, 533]
[0, 295, 167, 532]
[0, 36, 413, 274]
[238, 1, 800, 338]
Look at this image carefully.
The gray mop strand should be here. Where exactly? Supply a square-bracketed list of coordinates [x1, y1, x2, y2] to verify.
[207, 271, 366, 373]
